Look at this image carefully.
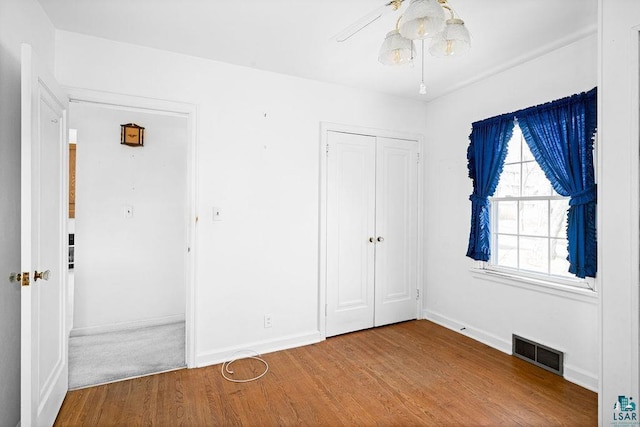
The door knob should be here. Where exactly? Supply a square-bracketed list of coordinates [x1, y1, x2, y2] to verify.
[9, 272, 30, 286]
[369, 237, 374, 243]
[377, 236, 384, 242]
[34, 270, 50, 281]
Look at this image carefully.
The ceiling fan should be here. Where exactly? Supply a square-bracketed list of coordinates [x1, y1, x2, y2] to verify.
[333, 0, 405, 43]
[333, 0, 471, 95]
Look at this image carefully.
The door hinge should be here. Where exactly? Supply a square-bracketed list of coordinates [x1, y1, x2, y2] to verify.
[417, 152, 421, 163]
[416, 288, 420, 300]
[326, 143, 329, 155]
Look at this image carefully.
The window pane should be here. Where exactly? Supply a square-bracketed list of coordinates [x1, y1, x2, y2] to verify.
[522, 161, 552, 196]
[495, 235, 518, 269]
[489, 123, 573, 283]
[550, 238, 572, 277]
[519, 200, 548, 237]
[549, 199, 569, 239]
[495, 201, 517, 234]
[522, 138, 535, 162]
[495, 163, 520, 197]
[504, 128, 521, 164]
[519, 236, 549, 274]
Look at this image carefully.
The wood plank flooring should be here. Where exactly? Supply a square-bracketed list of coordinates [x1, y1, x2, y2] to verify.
[55, 320, 596, 426]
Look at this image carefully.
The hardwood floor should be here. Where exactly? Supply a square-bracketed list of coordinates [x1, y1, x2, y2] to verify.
[55, 320, 596, 426]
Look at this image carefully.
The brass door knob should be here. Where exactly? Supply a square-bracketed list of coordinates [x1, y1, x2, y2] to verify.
[34, 270, 50, 281]
[9, 272, 30, 286]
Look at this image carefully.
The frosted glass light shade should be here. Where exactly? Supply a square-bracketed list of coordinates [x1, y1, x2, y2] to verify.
[378, 30, 415, 66]
[399, 0, 446, 40]
[429, 18, 471, 57]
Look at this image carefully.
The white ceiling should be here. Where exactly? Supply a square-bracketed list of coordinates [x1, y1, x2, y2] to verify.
[37, 0, 597, 101]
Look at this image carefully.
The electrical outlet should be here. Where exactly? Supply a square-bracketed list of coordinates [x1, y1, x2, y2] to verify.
[264, 314, 272, 328]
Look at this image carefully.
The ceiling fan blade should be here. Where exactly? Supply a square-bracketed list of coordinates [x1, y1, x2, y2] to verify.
[333, 0, 404, 43]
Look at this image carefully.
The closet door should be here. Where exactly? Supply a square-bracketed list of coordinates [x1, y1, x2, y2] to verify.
[374, 137, 418, 326]
[326, 131, 376, 337]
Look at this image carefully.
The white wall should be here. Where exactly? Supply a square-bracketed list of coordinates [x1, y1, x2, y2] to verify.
[6, 3, 637, 424]
[599, 0, 640, 423]
[0, 0, 56, 424]
[422, 34, 599, 390]
[54, 31, 429, 363]
[70, 103, 187, 331]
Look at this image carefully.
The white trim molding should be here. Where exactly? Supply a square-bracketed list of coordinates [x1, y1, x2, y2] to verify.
[196, 331, 322, 367]
[470, 268, 599, 304]
[63, 86, 198, 368]
[70, 314, 186, 337]
[423, 309, 512, 354]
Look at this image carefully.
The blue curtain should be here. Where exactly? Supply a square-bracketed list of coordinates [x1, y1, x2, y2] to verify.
[516, 88, 597, 278]
[466, 115, 515, 261]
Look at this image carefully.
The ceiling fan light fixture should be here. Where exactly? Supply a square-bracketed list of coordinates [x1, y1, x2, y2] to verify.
[398, 0, 446, 40]
[378, 29, 415, 66]
[429, 18, 471, 57]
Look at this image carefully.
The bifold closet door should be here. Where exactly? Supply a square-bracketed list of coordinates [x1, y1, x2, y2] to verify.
[326, 131, 376, 337]
[326, 131, 418, 337]
[373, 137, 418, 326]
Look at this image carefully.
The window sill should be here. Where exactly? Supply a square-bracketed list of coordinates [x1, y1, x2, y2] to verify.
[469, 267, 598, 304]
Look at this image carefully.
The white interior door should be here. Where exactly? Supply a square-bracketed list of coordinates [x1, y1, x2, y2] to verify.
[325, 132, 418, 337]
[21, 44, 68, 426]
[373, 137, 418, 326]
[326, 131, 376, 337]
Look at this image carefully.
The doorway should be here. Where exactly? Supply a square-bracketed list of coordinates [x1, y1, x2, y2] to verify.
[66, 98, 193, 388]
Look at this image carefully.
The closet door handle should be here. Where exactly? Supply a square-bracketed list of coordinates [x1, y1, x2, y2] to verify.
[369, 237, 375, 243]
[377, 236, 384, 242]
[34, 270, 51, 282]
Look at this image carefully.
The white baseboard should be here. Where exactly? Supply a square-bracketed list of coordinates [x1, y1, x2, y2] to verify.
[563, 364, 598, 392]
[70, 314, 185, 337]
[196, 330, 323, 367]
[423, 309, 511, 354]
[422, 309, 598, 392]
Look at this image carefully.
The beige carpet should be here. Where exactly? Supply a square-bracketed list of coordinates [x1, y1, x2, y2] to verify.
[68, 322, 185, 389]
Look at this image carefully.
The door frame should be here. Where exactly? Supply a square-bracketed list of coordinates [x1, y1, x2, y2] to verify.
[318, 122, 425, 339]
[66, 87, 198, 368]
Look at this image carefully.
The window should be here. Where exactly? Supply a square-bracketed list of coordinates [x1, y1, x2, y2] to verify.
[489, 124, 573, 280]
[467, 89, 597, 283]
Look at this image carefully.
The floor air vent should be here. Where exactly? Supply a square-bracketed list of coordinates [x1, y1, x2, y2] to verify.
[512, 334, 563, 376]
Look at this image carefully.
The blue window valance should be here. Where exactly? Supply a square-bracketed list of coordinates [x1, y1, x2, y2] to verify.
[466, 87, 597, 278]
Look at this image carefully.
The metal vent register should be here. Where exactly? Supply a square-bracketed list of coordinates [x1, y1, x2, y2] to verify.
[512, 334, 563, 376]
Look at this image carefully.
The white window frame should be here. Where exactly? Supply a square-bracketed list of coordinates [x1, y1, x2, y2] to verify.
[480, 125, 595, 293]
